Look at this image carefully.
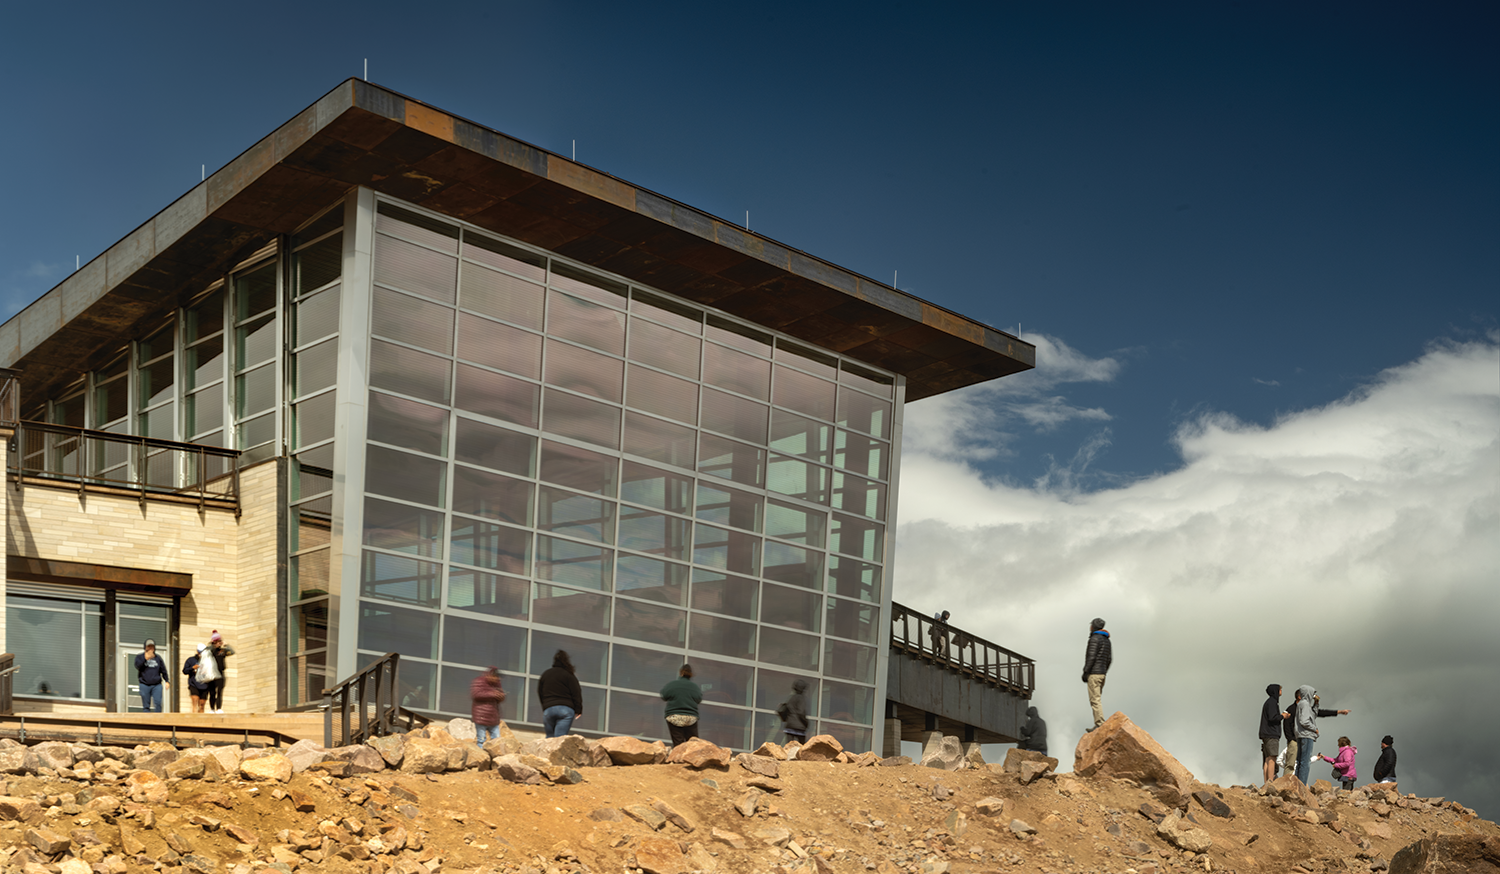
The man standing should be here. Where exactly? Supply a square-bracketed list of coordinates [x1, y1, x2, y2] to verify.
[1294, 684, 1351, 783]
[1373, 735, 1397, 784]
[1081, 618, 1112, 730]
[1259, 684, 1289, 784]
[1282, 689, 1301, 777]
[134, 640, 169, 713]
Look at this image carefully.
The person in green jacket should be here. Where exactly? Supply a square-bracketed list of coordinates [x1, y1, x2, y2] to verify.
[660, 664, 703, 747]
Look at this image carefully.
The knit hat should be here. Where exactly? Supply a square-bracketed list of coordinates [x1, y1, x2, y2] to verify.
[1090, 618, 1106, 631]
[210, 630, 223, 642]
[1382, 735, 1394, 745]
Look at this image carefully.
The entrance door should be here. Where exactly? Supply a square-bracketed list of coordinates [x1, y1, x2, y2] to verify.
[118, 603, 173, 713]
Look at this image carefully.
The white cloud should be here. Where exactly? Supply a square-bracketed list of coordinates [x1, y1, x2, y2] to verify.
[901, 333, 1120, 461]
[894, 337, 1500, 817]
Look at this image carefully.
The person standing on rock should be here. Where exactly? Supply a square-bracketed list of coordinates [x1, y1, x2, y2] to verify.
[134, 639, 168, 713]
[1281, 688, 1302, 777]
[660, 663, 703, 747]
[1260, 684, 1290, 784]
[1019, 705, 1048, 756]
[1373, 735, 1397, 784]
[1317, 736, 1358, 791]
[470, 667, 506, 747]
[777, 679, 809, 746]
[1294, 684, 1351, 784]
[1081, 618, 1112, 730]
[206, 630, 235, 714]
[538, 650, 583, 738]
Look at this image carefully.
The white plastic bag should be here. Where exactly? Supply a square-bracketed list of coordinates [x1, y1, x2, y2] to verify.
[196, 654, 221, 684]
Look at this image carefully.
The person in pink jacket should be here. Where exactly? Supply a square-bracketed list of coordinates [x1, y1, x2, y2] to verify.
[1318, 736, 1358, 790]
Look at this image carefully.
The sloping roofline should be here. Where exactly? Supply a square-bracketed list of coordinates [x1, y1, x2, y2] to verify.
[0, 79, 1033, 404]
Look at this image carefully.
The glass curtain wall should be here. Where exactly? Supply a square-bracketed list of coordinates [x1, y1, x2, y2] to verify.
[348, 197, 899, 751]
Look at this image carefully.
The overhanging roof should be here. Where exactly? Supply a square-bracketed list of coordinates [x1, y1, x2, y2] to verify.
[0, 79, 1033, 404]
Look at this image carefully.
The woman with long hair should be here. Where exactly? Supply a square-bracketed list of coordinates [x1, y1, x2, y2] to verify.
[537, 650, 583, 738]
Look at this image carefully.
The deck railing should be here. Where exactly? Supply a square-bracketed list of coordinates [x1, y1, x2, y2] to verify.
[323, 652, 428, 747]
[889, 601, 1035, 696]
[0, 654, 15, 716]
[0, 369, 19, 429]
[9, 420, 240, 512]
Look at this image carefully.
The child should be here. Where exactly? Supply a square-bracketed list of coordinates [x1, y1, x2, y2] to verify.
[1318, 736, 1358, 790]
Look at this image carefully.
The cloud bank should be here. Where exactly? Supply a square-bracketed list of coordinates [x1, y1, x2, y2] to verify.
[895, 337, 1500, 817]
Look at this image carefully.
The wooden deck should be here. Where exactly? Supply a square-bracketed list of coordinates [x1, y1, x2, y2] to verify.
[0, 711, 327, 748]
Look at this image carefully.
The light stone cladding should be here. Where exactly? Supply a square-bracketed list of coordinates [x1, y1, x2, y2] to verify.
[4, 459, 280, 713]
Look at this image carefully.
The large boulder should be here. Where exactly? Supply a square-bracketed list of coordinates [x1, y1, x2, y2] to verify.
[1002, 748, 1060, 774]
[1389, 834, 1500, 874]
[400, 737, 453, 774]
[30, 742, 75, 771]
[520, 735, 591, 768]
[1073, 712, 1197, 806]
[446, 718, 477, 743]
[176, 749, 230, 779]
[0, 748, 30, 775]
[0, 797, 44, 825]
[367, 735, 405, 767]
[239, 754, 293, 783]
[919, 736, 964, 770]
[327, 745, 387, 774]
[596, 737, 667, 766]
[581, 739, 614, 767]
[665, 738, 731, 769]
[1267, 773, 1314, 807]
[1156, 811, 1213, 853]
[130, 745, 180, 777]
[284, 739, 330, 773]
[794, 735, 844, 763]
[493, 755, 542, 785]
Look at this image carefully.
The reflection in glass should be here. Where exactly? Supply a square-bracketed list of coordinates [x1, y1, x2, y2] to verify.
[830, 514, 884, 562]
[834, 430, 889, 479]
[457, 312, 542, 378]
[621, 462, 692, 513]
[360, 598, 437, 661]
[630, 291, 701, 333]
[529, 631, 609, 685]
[377, 205, 459, 252]
[759, 627, 819, 671]
[774, 341, 838, 379]
[374, 235, 458, 304]
[699, 435, 764, 488]
[627, 318, 701, 378]
[625, 364, 698, 423]
[827, 555, 881, 602]
[439, 666, 524, 717]
[290, 549, 331, 601]
[760, 582, 822, 632]
[705, 316, 771, 355]
[296, 285, 341, 347]
[542, 389, 621, 449]
[608, 689, 664, 738]
[690, 570, 758, 619]
[538, 486, 615, 544]
[460, 261, 545, 329]
[703, 343, 769, 400]
[450, 518, 530, 575]
[623, 413, 696, 469]
[235, 261, 277, 320]
[138, 355, 174, 409]
[832, 472, 888, 519]
[772, 365, 835, 421]
[821, 676, 876, 721]
[826, 600, 880, 645]
[531, 583, 612, 634]
[545, 340, 623, 401]
[763, 542, 822, 590]
[455, 364, 539, 427]
[185, 288, 224, 343]
[360, 552, 442, 608]
[236, 365, 275, 418]
[371, 287, 455, 354]
[365, 445, 446, 508]
[442, 614, 527, 671]
[701, 388, 768, 444]
[756, 668, 818, 715]
[548, 291, 624, 355]
[688, 613, 756, 659]
[765, 499, 825, 547]
[463, 234, 545, 282]
[840, 362, 895, 397]
[612, 645, 685, 695]
[186, 335, 224, 391]
[767, 454, 829, 505]
[693, 524, 760, 576]
[452, 466, 533, 526]
[695, 482, 761, 532]
[294, 338, 338, 397]
[363, 497, 444, 557]
[535, 536, 613, 590]
[447, 570, 528, 620]
[367, 392, 448, 456]
[540, 441, 618, 496]
[613, 600, 685, 645]
[455, 418, 534, 476]
[617, 508, 691, 561]
[551, 263, 627, 306]
[837, 387, 892, 439]
[293, 233, 342, 297]
[615, 556, 688, 605]
[370, 340, 452, 405]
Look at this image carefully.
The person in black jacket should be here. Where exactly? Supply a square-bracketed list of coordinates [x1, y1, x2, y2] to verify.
[1373, 735, 1397, 784]
[1281, 688, 1301, 776]
[1259, 684, 1290, 784]
[134, 640, 169, 713]
[538, 650, 584, 738]
[182, 644, 210, 713]
[1081, 618, 1112, 730]
[776, 679, 809, 745]
[1019, 705, 1047, 755]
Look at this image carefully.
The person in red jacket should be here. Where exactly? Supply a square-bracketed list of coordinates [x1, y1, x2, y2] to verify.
[470, 667, 506, 747]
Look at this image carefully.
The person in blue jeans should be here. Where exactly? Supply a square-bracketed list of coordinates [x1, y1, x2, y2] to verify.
[470, 667, 506, 746]
[537, 650, 583, 738]
[134, 639, 169, 712]
[1294, 684, 1351, 783]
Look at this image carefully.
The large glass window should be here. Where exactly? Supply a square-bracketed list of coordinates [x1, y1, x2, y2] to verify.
[6, 596, 103, 701]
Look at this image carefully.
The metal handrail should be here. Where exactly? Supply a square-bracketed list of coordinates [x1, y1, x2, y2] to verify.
[889, 601, 1035, 697]
[0, 654, 15, 717]
[322, 652, 428, 747]
[0, 714, 299, 748]
[0, 369, 19, 429]
[8, 419, 240, 512]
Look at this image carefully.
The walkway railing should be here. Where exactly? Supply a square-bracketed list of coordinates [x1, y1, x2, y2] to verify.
[889, 601, 1035, 696]
[0, 654, 15, 716]
[9, 420, 240, 512]
[0, 369, 19, 429]
[323, 652, 428, 747]
[0, 714, 299, 748]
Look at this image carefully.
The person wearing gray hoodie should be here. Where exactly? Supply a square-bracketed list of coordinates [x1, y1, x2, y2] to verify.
[777, 680, 810, 745]
[1019, 706, 1048, 755]
[1294, 683, 1351, 783]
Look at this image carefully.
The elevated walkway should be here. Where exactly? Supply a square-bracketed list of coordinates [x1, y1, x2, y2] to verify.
[884, 602, 1035, 756]
[0, 712, 323, 748]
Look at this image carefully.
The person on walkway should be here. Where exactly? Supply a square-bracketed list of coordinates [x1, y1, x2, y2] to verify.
[776, 679, 809, 746]
[134, 640, 168, 713]
[1019, 705, 1048, 756]
[470, 667, 506, 747]
[1318, 737, 1358, 790]
[1294, 684, 1351, 784]
[932, 610, 952, 657]
[206, 631, 235, 714]
[1081, 618, 1112, 729]
[1260, 683, 1290, 784]
[660, 664, 703, 747]
[1373, 735, 1397, 784]
[538, 650, 583, 738]
[182, 644, 210, 713]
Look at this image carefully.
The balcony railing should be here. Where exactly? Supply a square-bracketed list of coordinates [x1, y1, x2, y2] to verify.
[8, 420, 240, 512]
[890, 601, 1035, 696]
[0, 369, 19, 428]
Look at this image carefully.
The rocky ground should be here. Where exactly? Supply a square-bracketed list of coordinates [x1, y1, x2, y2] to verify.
[0, 711, 1494, 874]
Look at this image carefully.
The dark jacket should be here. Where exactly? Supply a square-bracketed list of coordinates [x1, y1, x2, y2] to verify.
[1373, 745, 1397, 782]
[470, 674, 505, 727]
[209, 642, 235, 673]
[183, 655, 209, 694]
[1260, 685, 1285, 739]
[134, 652, 167, 686]
[1019, 706, 1048, 754]
[538, 666, 583, 713]
[660, 677, 703, 717]
[1082, 630, 1112, 679]
[778, 680, 809, 733]
[1283, 698, 1299, 743]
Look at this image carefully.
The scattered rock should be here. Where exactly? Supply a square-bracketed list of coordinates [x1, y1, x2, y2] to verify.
[1073, 712, 1197, 806]
[493, 755, 542, 785]
[367, 735, 406, 767]
[239, 754, 293, 783]
[399, 738, 452, 774]
[634, 835, 688, 874]
[974, 796, 1008, 817]
[753, 826, 792, 848]
[27, 826, 71, 855]
[652, 799, 694, 832]
[752, 741, 787, 760]
[589, 807, 623, 822]
[624, 804, 668, 830]
[795, 734, 845, 762]
[735, 789, 764, 817]
[665, 738, 731, 769]
[0, 796, 44, 825]
[1009, 819, 1037, 838]
[737, 754, 780, 778]
[919, 736, 964, 770]
[165, 757, 208, 780]
[712, 827, 747, 849]
[597, 736, 668, 766]
[445, 718, 477, 743]
[1018, 759, 1054, 785]
[1157, 811, 1213, 853]
[1192, 789, 1235, 819]
[1002, 748, 1061, 775]
[520, 735, 591, 768]
[1311, 778, 1334, 795]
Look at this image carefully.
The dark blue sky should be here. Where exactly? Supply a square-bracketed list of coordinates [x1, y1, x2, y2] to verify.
[2, 1, 1495, 487]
